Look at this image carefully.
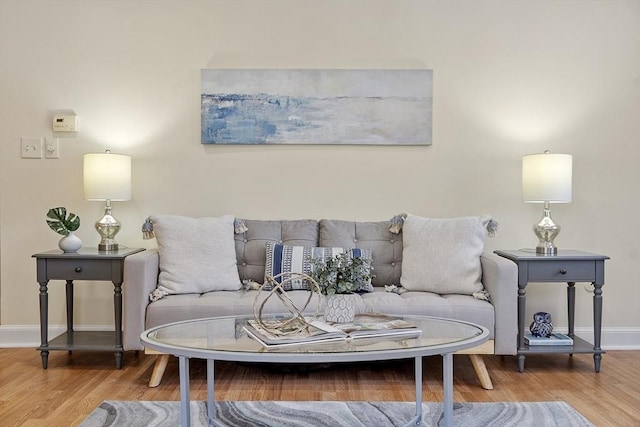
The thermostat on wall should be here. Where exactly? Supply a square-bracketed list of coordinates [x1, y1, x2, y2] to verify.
[52, 114, 78, 132]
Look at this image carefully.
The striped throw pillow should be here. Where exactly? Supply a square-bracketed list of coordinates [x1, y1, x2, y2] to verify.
[264, 242, 372, 291]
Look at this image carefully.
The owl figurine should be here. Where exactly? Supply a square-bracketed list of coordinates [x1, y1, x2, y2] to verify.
[529, 311, 553, 338]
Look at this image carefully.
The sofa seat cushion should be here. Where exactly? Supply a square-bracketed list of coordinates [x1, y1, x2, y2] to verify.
[146, 289, 328, 330]
[359, 289, 495, 339]
[146, 289, 492, 339]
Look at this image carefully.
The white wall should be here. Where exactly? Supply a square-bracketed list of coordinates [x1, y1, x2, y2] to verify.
[1, 0, 638, 346]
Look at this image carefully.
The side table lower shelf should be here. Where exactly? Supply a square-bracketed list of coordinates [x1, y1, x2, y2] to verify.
[37, 331, 123, 367]
[518, 335, 605, 371]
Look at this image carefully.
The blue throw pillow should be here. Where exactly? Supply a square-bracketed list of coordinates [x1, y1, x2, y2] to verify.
[264, 242, 373, 292]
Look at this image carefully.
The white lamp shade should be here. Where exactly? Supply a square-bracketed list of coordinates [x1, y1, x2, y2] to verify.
[522, 152, 572, 203]
[83, 152, 131, 201]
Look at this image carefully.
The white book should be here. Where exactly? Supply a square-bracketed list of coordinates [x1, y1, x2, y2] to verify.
[525, 332, 573, 346]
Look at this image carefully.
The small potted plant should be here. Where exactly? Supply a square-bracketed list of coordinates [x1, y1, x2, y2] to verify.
[309, 252, 373, 322]
[46, 207, 81, 253]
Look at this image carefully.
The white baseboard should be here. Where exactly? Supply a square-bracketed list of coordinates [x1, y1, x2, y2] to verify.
[0, 325, 114, 348]
[1, 324, 639, 350]
[572, 327, 640, 350]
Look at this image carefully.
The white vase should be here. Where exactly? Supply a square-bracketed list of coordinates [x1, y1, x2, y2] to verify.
[324, 293, 357, 323]
[58, 232, 82, 253]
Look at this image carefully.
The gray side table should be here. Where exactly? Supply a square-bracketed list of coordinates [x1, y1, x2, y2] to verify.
[494, 249, 609, 373]
[32, 247, 144, 369]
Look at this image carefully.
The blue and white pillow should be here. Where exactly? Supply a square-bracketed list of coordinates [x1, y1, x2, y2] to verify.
[264, 241, 373, 291]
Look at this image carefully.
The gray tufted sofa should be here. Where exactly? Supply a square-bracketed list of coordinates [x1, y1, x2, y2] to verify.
[123, 218, 518, 389]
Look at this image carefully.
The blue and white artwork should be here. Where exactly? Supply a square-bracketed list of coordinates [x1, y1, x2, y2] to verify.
[201, 69, 432, 145]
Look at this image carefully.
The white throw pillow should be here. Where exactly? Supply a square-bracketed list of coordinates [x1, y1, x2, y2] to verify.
[151, 214, 242, 294]
[400, 215, 492, 295]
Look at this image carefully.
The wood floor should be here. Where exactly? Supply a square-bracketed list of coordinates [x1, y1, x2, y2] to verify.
[0, 348, 638, 426]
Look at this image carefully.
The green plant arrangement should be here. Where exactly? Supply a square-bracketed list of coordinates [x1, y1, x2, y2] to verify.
[309, 253, 374, 296]
[46, 207, 80, 235]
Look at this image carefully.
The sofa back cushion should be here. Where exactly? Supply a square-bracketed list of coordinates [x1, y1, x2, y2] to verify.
[400, 215, 491, 295]
[234, 219, 319, 283]
[319, 219, 402, 287]
[152, 214, 242, 294]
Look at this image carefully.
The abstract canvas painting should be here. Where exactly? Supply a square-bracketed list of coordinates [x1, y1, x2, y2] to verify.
[201, 69, 432, 145]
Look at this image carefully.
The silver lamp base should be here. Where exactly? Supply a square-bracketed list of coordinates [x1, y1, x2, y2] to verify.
[533, 202, 560, 255]
[95, 202, 121, 252]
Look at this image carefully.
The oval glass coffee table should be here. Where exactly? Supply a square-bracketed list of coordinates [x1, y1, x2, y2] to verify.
[141, 314, 488, 427]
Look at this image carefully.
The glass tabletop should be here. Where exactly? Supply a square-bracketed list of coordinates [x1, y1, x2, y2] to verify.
[141, 314, 488, 363]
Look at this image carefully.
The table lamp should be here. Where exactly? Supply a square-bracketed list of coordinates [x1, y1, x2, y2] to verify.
[83, 150, 131, 251]
[522, 150, 572, 255]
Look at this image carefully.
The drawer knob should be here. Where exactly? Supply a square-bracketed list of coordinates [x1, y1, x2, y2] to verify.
[559, 269, 567, 275]
[75, 267, 82, 273]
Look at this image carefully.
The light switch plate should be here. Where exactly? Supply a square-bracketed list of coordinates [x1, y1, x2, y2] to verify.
[21, 137, 43, 159]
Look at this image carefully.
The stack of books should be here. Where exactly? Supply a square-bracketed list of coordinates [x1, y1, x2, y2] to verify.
[244, 313, 422, 348]
[524, 332, 573, 346]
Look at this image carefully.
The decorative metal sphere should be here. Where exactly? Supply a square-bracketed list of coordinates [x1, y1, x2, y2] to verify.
[253, 272, 322, 336]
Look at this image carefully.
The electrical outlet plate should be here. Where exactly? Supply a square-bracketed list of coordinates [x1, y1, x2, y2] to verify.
[21, 137, 43, 159]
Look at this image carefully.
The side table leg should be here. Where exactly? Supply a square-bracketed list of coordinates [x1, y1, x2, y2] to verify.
[567, 282, 576, 336]
[517, 355, 525, 373]
[593, 282, 603, 373]
[113, 281, 124, 369]
[115, 351, 123, 370]
[567, 282, 576, 356]
[38, 281, 49, 369]
[517, 283, 527, 372]
[594, 354, 602, 373]
[179, 356, 191, 427]
[65, 280, 74, 332]
[66, 280, 74, 355]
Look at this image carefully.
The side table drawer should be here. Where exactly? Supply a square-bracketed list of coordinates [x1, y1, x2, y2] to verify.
[44, 259, 113, 281]
[528, 260, 595, 282]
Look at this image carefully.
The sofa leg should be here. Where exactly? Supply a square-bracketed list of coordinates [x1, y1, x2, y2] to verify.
[468, 354, 493, 390]
[148, 354, 170, 388]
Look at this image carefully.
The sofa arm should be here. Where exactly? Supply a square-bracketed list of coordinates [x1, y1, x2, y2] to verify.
[481, 251, 518, 355]
[123, 249, 159, 351]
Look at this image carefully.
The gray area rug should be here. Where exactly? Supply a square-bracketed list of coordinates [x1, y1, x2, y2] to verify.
[80, 400, 594, 427]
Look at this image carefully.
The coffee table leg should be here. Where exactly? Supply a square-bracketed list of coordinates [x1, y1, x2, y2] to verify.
[414, 356, 422, 425]
[179, 356, 191, 427]
[443, 353, 453, 427]
[207, 359, 215, 426]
